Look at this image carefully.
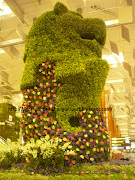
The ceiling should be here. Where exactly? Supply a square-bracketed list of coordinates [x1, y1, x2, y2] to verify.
[0, 0, 135, 139]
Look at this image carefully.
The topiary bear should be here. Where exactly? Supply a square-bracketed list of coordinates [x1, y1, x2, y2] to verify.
[20, 2, 110, 165]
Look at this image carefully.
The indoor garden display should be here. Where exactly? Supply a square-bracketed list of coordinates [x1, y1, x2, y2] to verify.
[20, 2, 110, 166]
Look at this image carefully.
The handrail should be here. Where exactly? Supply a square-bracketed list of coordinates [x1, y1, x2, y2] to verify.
[0, 136, 7, 145]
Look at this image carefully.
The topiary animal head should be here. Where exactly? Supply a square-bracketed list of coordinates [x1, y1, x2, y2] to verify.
[21, 2, 107, 91]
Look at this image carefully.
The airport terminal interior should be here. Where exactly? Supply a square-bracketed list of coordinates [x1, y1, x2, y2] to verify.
[0, 0, 135, 162]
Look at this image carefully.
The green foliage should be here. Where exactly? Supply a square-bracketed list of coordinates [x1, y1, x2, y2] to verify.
[20, 2, 110, 165]
[20, 2, 107, 93]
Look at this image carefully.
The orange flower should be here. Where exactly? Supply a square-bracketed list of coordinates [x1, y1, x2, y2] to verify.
[82, 129, 86, 132]
[84, 119, 87, 123]
[71, 136, 74, 140]
[71, 160, 75, 164]
[90, 139, 93, 143]
[43, 91, 46, 95]
[38, 102, 41, 106]
[76, 141, 79, 145]
[40, 116, 43, 120]
[94, 130, 97, 134]
[92, 118, 95, 121]
[74, 132, 78, 136]
[51, 136, 54, 139]
[97, 148, 100, 152]
[44, 113, 47, 117]
[66, 139, 69, 142]
[42, 76, 45, 80]
[43, 130, 47, 134]
[79, 112, 83, 116]
[80, 145, 84, 149]
[101, 141, 104, 145]
[31, 125, 34, 128]
[26, 158, 30, 163]
[103, 118, 105, 121]
[40, 121, 43, 125]
[65, 156, 68, 160]
[35, 129, 38, 133]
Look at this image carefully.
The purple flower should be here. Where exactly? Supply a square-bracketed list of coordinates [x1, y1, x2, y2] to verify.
[60, 134, 63, 138]
[84, 155, 89, 159]
[50, 130, 55, 134]
[79, 150, 83, 154]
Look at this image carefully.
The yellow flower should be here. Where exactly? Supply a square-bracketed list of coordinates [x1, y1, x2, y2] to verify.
[86, 142, 89, 147]
[68, 145, 72, 149]
[84, 134, 88, 137]
[100, 147, 104, 151]
[88, 114, 91, 118]
[92, 148, 96, 152]
[90, 157, 94, 161]
[95, 124, 98, 128]
[89, 130, 93, 133]
[80, 155, 84, 159]
[86, 150, 90, 154]
[63, 137, 67, 141]
[88, 124, 92, 127]
[96, 140, 98, 144]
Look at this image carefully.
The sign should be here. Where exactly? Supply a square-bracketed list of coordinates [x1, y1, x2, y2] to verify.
[9, 115, 12, 121]
[111, 137, 131, 149]
[5, 120, 15, 127]
[0, 122, 5, 125]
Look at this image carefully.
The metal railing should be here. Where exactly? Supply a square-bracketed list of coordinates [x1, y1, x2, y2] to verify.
[0, 136, 7, 145]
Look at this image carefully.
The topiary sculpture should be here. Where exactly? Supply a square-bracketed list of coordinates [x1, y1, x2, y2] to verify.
[20, 2, 110, 165]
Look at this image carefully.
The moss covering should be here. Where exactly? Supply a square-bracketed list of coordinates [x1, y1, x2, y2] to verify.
[20, 2, 110, 165]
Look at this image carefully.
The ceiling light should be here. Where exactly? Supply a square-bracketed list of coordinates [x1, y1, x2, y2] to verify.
[0, 48, 5, 53]
[106, 79, 124, 83]
[102, 52, 124, 65]
[115, 114, 128, 118]
[105, 19, 119, 26]
[112, 102, 125, 105]
[0, 0, 12, 16]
